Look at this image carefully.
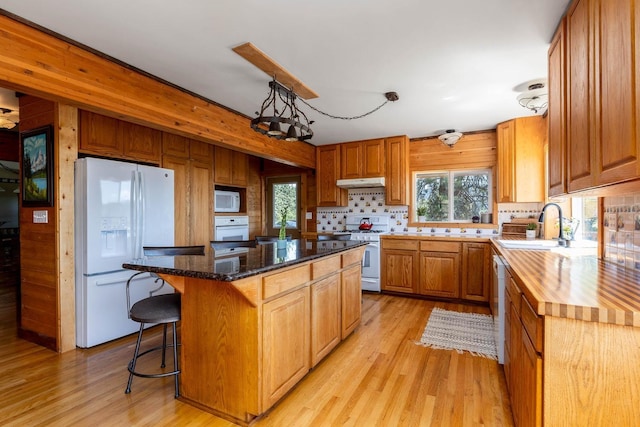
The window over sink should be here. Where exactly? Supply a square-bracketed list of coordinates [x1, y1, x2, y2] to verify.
[413, 169, 491, 222]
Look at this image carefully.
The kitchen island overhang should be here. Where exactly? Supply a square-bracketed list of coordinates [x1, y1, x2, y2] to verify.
[123, 239, 367, 425]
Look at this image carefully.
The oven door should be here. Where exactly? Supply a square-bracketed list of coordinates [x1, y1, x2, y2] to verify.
[214, 225, 249, 241]
[361, 242, 380, 292]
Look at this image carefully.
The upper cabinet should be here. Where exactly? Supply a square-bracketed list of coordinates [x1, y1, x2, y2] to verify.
[214, 146, 248, 187]
[385, 136, 409, 205]
[317, 144, 347, 207]
[497, 116, 546, 203]
[316, 135, 409, 207]
[340, 139, 385, 179]
[549, 0, 640, 194]
[79, 110, 161, 164]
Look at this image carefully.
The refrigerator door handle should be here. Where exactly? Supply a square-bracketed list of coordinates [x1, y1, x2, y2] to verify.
[137, 170, 145, 258]
[131, 170, 143, 260]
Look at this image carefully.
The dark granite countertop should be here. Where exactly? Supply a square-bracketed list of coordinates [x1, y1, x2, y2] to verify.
[123, 239, 367, 282]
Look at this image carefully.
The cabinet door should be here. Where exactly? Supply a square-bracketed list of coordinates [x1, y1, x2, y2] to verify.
[461, 242, 490, 302]
[418, 251, 460, 299]
[262, 287, 310, 409]
[385, 136, 408, 205]
[190, 139, 213, 163]
[161, 155, 189, 245]
[231, 151, 248, 186]
[190, 159, 213, 245]
[310, 274, 341, 366]
[341, 142, 361, 179]
[121, 121, 161, 164]
[363, 139, 385, 177]
[317, 145, 346, 206]
[497, 121, 514, 202]
[214, 146, 232, 184]
[548, 21, 567, 197]
[520, 325, 543, 427]
[381, 249, 417, 293]
[79, 110, 122, 157]
[162, 133, 190, 159]
[566, 0, 595, 191]
[341, 263, 362, 339]
[508, 304, 523, 426]
[594, 0, 639, 185]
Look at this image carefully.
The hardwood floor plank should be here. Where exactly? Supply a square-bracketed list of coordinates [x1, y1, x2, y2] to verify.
[1, 286, 513, 426]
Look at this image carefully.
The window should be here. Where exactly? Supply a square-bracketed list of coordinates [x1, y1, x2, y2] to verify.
[266, 176, 300, 237]
[414, 170, 491, 222]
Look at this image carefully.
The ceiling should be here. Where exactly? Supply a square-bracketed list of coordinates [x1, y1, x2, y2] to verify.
[0, 0, 570, 146]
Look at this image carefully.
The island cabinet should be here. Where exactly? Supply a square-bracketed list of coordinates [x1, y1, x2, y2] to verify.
[550, 0, 640, 194]
[496, 116, 546, 203]
[340, 138, 385, 179]
[214, 145, 248, 187]
[381, 237, 491, 303]
[161, 245, 365, 425]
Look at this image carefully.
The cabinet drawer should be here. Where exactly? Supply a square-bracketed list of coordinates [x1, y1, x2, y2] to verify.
[263, 265, 310, 299]
[419, 241, 460, 253]
[312, 255, 341, 279]
[382, 239, 419, 251]
[342, 248, 364, 267]
[506, 277, 522, 316]
[521, 295, 543, 353]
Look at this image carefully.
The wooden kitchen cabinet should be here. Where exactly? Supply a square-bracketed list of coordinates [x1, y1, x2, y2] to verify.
[341, 263, 362, 338]
[496, 116, 546, 203]
[550, 0, 639, 194]
[340, 138, 385, 179]
[262, 286, 310, 409]
[547, 20, 566, 197]
[162, 136, 213, 246]
[310, 273, 341, 367]
[461, 242, 490, 302]
[79, 110, 161, 164]
[316, 144, 347, 206]
[214, 146, 248, 187]
[418, 241, 461, 299]
[381, 239, 419, 294]
[385, 135, 409, 205]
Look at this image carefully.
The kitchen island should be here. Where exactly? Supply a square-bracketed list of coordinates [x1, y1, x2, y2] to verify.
[123, 239, 366, 426]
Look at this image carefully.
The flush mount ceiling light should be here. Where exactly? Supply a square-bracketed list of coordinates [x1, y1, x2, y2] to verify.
[438, 129, 463, 148]
[517, 82, 548, 114]
[0, 107, 18, 129]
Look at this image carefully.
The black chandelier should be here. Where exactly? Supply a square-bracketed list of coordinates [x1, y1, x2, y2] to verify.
[251, 77, 399, 142]
[251, 78, 313, 142]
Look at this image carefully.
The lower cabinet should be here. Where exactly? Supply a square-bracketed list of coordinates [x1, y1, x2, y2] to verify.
[381, 237, 490, 303]
[505, 273, 543, 427]
[262, 286, 310, 409]
[341, 263, 362, 338]
[310, 274, 341, 366]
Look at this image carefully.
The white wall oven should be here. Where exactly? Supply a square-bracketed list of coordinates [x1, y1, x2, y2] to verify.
[214, 216, 249, 255]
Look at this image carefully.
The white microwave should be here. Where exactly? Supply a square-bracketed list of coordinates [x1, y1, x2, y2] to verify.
[214, 190, 241, 213]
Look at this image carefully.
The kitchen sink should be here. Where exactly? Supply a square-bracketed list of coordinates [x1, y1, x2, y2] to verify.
[497, 239, 598, 256]
[497, 239, 561, 250]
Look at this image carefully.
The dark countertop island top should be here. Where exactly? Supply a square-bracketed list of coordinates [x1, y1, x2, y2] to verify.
[123, 239, 368, 282]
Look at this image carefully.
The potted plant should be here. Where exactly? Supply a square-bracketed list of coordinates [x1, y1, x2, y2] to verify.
[416, 204, 427, 222]
[278, 206, 289, 248]
[526, 222, 537, 239]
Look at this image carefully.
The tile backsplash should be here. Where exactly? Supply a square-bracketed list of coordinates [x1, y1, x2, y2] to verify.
[603, 194, 640, 271]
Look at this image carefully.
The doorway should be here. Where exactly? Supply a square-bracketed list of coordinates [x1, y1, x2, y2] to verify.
[265, 176, 301, 239]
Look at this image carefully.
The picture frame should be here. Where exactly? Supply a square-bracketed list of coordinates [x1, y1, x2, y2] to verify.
[21, 125, 54, 207]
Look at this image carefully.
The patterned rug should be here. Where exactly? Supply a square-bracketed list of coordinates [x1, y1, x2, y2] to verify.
[416, 308, 497, 360]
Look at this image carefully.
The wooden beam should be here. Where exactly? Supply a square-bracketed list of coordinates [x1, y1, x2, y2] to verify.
[232, 42, 319, 100]
[0, 14, 315, 169]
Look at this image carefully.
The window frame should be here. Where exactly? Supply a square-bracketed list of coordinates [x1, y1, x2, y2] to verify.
[412, 168, 492, 223]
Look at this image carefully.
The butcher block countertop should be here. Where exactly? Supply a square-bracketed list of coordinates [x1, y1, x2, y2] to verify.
[493, 240, 640, 327]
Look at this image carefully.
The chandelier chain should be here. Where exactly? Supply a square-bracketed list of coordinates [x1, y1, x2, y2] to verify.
[297, 98, 390, 121]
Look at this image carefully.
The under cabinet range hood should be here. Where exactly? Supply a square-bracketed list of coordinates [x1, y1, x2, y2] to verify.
[336, 177, 385, 188]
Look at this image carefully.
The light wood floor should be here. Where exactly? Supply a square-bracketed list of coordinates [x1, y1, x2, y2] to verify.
[1, 284, 513, 426]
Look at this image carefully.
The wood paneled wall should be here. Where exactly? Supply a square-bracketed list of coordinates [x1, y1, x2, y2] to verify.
[0, 130, 18, 161]
[409, 131, 497, 171]
[0, 13, 315, 169]
[18, 95, 58, 350]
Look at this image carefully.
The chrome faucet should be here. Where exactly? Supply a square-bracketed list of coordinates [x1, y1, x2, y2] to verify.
[538, 203, 565, 246]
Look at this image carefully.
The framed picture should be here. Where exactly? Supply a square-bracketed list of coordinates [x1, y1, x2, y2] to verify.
[21, 125, 54, 207]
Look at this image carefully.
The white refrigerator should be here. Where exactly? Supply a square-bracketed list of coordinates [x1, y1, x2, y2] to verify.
[75, 157, 175, 348]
